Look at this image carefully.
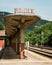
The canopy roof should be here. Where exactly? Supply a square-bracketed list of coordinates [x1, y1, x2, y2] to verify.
[4, 14, 40, 36]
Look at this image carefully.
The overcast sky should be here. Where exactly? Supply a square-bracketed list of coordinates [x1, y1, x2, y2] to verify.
[0, 0, 52, 21]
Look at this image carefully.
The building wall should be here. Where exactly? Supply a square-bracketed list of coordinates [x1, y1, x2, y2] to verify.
[0, 39, 5, 51]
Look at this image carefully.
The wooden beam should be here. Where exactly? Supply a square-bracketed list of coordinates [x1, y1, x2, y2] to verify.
[6, 25, 17, 30]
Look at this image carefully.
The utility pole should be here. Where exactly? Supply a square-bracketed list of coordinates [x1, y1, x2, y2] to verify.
[41, 31, 44, 46]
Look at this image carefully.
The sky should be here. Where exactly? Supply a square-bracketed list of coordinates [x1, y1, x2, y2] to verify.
[0, 0, 52, 21]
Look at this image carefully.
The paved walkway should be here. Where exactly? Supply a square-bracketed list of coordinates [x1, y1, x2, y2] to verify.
[0, 47, 52, 65]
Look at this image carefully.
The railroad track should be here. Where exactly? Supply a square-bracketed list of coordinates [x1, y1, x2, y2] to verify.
[28, 47, 52, 58]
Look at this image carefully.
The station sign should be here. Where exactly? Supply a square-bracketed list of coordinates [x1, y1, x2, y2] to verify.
[14, 8, 34, 14]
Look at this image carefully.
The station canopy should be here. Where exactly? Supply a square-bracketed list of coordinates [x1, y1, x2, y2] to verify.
[4, 8, 41, 37]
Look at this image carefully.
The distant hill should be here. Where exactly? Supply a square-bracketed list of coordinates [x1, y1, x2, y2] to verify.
[0, 11, 12, 24]
[26, 19, 50, 32]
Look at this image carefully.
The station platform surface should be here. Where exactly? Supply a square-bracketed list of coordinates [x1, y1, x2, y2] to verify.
[0, 47, 52, 65]
[1, 47, 19, 59]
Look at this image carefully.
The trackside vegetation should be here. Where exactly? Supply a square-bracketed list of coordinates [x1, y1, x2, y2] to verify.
[25, 22, 52, 47]
[0, 22, 5, 30]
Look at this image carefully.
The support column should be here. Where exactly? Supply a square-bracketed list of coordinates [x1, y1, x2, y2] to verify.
[19, 28, 25, 59]
[17, 29, 20, 54]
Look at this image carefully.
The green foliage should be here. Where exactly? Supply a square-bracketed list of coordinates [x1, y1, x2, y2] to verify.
[25, 22, 52, 47]
[0, 22, 5, 30]
[0, 12, 11, 30]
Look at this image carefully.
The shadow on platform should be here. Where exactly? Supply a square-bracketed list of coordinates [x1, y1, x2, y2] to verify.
[1, 47, 19, 59]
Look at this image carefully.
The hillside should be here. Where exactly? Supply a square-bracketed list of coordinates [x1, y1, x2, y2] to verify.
[26, 19, 49, 32]
[0, 11, 12, 24]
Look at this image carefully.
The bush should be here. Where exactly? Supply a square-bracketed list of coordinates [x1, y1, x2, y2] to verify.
[0, 22, 5, 30]
[25, 22, 52, 47]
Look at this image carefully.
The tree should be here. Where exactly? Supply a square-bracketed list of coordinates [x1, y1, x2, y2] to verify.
[46, 34, 52, 47]
[25, 22, 52, 47]
[0, 22, 5, 30]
